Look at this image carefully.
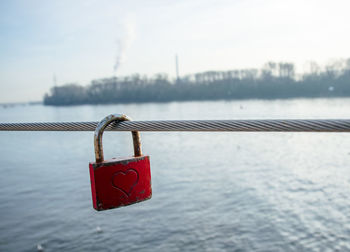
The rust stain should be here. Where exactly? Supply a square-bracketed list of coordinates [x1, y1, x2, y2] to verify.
[93, 114, 143, 163]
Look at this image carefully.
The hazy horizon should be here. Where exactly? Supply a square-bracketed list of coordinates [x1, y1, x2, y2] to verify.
[1, 0, 350, 103]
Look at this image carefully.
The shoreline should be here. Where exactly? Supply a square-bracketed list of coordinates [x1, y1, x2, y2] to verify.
[42, 95, 350, 107]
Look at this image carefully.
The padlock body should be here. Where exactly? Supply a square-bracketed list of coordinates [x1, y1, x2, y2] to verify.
[89, 155, 151, 211]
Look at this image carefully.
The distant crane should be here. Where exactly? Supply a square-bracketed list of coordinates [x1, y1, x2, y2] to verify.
[175, 54, 180, 83]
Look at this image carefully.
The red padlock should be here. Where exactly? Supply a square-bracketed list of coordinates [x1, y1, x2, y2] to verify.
[89, 114, 152, 211]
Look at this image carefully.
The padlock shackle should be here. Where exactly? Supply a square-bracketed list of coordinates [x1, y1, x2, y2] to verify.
[94, 114, 142, 163]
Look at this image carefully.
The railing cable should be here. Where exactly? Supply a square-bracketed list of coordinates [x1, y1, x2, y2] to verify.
[1, 119, 350, 132]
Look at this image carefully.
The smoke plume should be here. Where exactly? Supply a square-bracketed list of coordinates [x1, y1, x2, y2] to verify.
[113, 21, 136, 74]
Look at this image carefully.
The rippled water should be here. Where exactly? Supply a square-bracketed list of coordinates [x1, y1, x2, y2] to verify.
[1, 99, 350, 251]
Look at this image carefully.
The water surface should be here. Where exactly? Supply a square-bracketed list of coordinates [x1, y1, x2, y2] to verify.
[1, 98, 350, 251]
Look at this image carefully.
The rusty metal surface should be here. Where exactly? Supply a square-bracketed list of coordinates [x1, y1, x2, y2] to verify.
[91, 155, 148, 169]
[94, 114, 142, 163]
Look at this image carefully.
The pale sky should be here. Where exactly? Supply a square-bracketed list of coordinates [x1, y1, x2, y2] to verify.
[0, 0, 349, 103]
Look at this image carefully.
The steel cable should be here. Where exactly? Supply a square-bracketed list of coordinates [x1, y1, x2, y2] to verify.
[1, 119, 350, 132]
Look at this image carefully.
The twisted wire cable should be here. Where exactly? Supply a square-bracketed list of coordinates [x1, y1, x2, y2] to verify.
[1, 119, 350, 132]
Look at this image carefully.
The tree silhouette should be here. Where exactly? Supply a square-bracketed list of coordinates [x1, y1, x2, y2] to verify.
[44, 59, 350, 106]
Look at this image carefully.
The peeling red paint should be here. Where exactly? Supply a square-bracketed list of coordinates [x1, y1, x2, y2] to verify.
[89, 156, 152, 211]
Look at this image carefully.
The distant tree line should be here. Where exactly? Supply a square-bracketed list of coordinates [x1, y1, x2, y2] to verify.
[44, 59, 350, 105]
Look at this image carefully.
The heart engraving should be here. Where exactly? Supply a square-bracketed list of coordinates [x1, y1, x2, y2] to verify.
[111, 169, 139, 196]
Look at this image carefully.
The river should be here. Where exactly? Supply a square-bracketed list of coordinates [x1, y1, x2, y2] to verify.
[1, 98, 350, 251]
